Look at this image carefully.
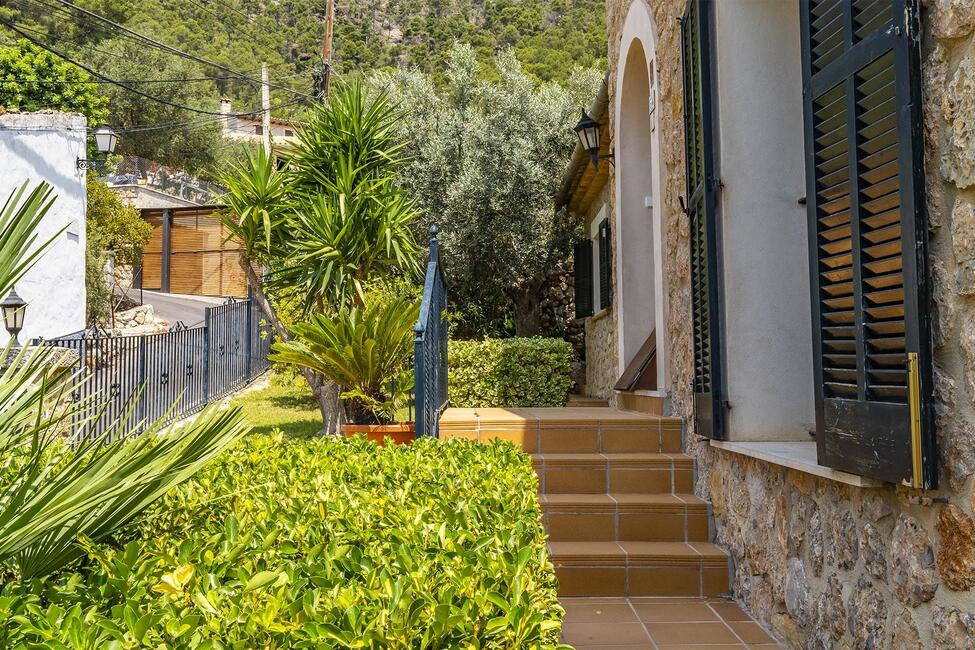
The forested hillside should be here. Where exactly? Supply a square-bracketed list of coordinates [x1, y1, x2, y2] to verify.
[2, 0, 606, 108]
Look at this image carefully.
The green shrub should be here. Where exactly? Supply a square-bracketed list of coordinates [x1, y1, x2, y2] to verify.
[0, 435, 566, 648]
[449, 337, 574, 408]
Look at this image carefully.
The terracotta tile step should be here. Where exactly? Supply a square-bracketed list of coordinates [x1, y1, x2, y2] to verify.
[541, 493, 710, 542]
[439, 408, 683, 454]
[548, 541, 729, 598]
[532, 453, 695, 494]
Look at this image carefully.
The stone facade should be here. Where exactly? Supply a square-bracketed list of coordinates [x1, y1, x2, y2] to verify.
[581, 183, 619, 399]
[599, 0, 975, 646]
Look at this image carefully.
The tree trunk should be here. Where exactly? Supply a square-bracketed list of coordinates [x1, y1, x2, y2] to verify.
[241, 258, 343, 434]
[511, 283, 543, 337]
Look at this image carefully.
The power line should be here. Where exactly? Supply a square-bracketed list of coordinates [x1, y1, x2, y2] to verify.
[115, 97, 307, 134]
[181, 0, 271, 48]
[42, 0, 319, 100]
[0, 19, 269, 116]
[7, 0, 314, 94]
[0, 71, 310, 85]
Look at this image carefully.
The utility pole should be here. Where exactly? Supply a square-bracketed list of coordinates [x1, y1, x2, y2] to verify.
[320, 0, 334, 101]
[261, 62, 271, 154]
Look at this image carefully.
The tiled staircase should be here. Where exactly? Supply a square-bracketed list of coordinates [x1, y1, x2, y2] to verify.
[439, 407, 730, 598]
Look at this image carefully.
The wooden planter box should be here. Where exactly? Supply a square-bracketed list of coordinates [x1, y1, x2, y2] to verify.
[341, 422, 415, 446]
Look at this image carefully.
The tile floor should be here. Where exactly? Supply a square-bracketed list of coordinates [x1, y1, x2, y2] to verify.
[560, 597, 785, 649]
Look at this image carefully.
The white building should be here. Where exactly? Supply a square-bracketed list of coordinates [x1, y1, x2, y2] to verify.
[219, 98, 300, 145]
[0, 112, 88, 343]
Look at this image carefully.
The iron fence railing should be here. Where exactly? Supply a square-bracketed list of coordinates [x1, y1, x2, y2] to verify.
[413, 226, 448, 438]
[37, 298, 271, 441]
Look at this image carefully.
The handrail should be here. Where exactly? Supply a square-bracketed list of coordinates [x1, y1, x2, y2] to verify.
[413, 226, 449, 437]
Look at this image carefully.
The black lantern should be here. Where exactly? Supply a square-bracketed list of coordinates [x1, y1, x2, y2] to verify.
[574, 110, 601, 168]
[77, 125, 119, 170]
[1, 288, 27, 345]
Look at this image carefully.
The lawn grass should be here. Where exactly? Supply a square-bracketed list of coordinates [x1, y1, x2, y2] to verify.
[232, 373, 413, 436]
[231, 373, 322, 438]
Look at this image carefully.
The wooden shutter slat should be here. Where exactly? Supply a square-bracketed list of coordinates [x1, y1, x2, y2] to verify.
[801, 0, 935, 487]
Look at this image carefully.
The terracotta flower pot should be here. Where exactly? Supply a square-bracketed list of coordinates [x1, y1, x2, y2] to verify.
[341, 422, 416, 446]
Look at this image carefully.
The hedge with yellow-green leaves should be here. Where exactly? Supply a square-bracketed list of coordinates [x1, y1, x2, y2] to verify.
[449, 337, 574, 408]
[0, 435, 566, 648]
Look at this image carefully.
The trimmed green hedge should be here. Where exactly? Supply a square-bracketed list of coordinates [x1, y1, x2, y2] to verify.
[449, 337, 574, 408]
[0, 435, 565, 648]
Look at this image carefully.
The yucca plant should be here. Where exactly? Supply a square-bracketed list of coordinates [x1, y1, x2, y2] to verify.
[270, 297, 419, 424]
[219, 81, 422, 434]
[0, 181, 249, 578]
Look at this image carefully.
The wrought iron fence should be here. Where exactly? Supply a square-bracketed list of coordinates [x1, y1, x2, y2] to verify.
[38, 298, 271, 441]
[413, 226, 449, 437]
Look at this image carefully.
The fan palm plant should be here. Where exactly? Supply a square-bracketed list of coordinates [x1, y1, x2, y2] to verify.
[270, 298, 419, 424]
[0, 181, 249, 578]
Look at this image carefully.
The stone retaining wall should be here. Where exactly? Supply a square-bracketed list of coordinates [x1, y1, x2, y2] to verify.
[602, 0, 975, 646]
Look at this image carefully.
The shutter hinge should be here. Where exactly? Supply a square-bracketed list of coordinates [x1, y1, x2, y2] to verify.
[708, 176, 722, 192]
[902, 2, 920, 41]
[721, 400, 732, 411]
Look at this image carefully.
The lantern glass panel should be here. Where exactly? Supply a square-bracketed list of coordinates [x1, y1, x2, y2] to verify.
[3, 304, 24, 332]
[93, 126, 118, 154]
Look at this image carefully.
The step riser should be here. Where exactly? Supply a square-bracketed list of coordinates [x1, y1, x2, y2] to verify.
[553, 564, 728, 598]
[535, 465, 694, 494]
[442, 425, 682, 453]
[543, 509, 709, 542]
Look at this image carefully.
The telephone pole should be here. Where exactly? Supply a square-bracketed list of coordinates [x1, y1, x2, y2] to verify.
[320, 0, 334, 101]
[261, 62, 271, 154]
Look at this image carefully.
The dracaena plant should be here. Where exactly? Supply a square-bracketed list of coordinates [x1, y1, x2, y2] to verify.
[270, 297, 419, 424]
[0, 181, 249, 578]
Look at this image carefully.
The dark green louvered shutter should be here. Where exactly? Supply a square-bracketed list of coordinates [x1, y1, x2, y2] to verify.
[800, 0, 934, 487]
[598, 218, 612, 311]
[681, 0, 723, 439]
[574, 239, 594, 319]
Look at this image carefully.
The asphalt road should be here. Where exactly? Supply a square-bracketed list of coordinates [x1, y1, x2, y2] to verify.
[134, 290, 226, 328]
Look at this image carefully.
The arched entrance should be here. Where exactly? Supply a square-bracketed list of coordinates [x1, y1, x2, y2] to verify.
[614, 0, 668, 392]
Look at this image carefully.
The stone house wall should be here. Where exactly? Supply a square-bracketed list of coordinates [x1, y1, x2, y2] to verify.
[601, 0, 975, 647]
[583, 182, 619, 399]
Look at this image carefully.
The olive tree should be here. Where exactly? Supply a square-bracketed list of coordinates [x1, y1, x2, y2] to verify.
[377, 44, 601, 336]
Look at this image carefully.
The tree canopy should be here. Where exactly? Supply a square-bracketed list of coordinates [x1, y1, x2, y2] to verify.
[379, 44, 600, 336]
[0, 40, 108, 124]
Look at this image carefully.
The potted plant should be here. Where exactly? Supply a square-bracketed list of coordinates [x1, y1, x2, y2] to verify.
[270, 297, 419, 444]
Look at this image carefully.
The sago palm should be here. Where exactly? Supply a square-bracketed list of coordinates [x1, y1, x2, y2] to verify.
[0, 182, 249, 578]
[270, 297, 419, 424]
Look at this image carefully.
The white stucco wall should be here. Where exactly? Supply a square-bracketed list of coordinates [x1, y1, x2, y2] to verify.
[614, 0, 669, 390]
[713, 0, 815, 440]
[0, 112, 87, 343]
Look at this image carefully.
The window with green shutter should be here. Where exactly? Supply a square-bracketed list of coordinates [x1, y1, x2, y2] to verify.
[598, 218, 612, 311]
[574, 239, 594, 319]
[681, 0, 724, 440]
[800, 0, 935, 487]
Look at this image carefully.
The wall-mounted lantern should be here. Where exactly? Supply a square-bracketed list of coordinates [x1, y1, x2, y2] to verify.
[77, 124, 119, 171]
[1, 287, 27, 346]
[573, 111, 614, 169]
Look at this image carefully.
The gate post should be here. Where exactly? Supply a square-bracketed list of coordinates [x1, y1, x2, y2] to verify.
[202, 307, 211, 401]
[161, 208, 172, 293]
[245, 289, 253, 380]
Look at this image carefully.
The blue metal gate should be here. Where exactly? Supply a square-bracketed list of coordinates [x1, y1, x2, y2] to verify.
[39, 298, 271, 441]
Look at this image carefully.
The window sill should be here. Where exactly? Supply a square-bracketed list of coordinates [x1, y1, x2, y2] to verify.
[589, 307, 611, 323]
[709, 440, 883, 488]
